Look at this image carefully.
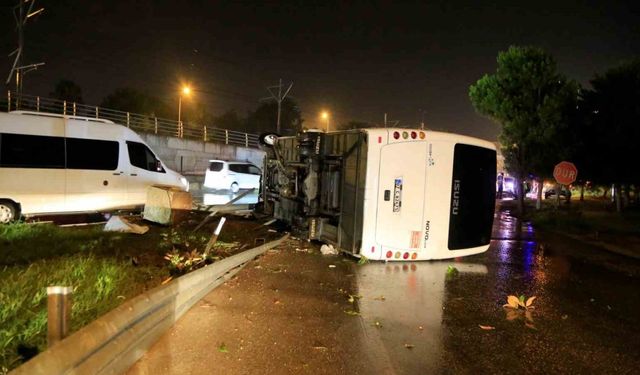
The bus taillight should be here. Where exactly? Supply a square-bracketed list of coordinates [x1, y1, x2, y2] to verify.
[386, 250, 393, 258]
[411, 131, 417, 139]
[393, 131, 400, 140]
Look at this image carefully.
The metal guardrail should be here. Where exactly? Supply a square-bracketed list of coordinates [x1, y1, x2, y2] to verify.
[11, 234, 288, 375]
[1, 91, 259, 148]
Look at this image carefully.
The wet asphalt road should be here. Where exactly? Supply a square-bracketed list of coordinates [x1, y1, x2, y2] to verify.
[128, 204, 640, 374]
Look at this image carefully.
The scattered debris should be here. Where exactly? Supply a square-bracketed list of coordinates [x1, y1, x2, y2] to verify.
[404, 344, 415, 349]
[328, 264, 336, 268]
[262, 219, 277, 226]
[373, 296, 386, 301]
[347, 294, 361, 303]
[503, 295, 536, 310]
[357, 256, 369, 265]
[103, 215, 149, 234]
[479, 325, 496, 330]
[218, 343, 229, 353]
[446, 265, 459, 278]
[343, 309, 360, 316]
[373, 321, 383, 328]
[320, 244, 338, 255]
[161, 277, 173, 285]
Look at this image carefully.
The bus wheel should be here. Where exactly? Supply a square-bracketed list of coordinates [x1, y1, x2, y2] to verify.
[0, 200, 19, 224]
[230, 183, 240, 193]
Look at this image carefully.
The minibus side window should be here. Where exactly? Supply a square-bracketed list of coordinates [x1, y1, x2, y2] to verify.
[0, 133, 64, 168]
[127, 141, 165, 173]
[66, 138, 119, 170]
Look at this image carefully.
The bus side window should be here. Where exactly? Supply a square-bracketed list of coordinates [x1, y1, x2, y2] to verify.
[66, 138, 119, 170]
[0, 133, 65, 168]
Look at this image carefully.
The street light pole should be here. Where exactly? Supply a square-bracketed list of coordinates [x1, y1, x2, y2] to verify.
[177, 86, 191, 137]
[321, 111, 330, 132]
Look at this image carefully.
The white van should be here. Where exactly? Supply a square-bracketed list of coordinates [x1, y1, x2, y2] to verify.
[204, 160, 261, 193]
[0, 111, 189, 223]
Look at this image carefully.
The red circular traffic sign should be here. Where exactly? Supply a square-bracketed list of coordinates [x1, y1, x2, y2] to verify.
[553, 161, 578, 185]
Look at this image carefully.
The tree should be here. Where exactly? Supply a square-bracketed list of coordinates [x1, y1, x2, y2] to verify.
[469, 46, 579, 213]
[100, 88, 171, 118]
[212, 110, 245, 131]
[247, 98, 303, 135]
[340, 120, 371, 130]
[578, 60, 640, 211]
[50, 79, 83, 103]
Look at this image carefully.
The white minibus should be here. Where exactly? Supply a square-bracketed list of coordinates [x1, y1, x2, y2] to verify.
[259, 128, 496, 261]
[0, 111, 189, 223]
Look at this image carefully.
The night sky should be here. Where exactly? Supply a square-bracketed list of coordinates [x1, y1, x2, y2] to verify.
[1, 0, 639, 140]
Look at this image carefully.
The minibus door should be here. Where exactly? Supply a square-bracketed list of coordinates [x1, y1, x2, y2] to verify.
[125, 141, 163, 205]
[64, 137, 127, 212]
[375, 141, 428, 249]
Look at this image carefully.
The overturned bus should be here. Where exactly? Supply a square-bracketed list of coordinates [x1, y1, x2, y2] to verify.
[258, 128, 496, 261]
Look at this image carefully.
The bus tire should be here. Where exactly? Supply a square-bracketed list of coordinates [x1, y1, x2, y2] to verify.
[0, 200, 20, 224]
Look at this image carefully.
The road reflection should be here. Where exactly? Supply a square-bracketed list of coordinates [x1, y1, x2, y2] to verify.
[353, 261, 487, 374]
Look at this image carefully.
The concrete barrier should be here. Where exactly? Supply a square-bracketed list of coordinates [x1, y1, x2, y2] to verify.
[11, 235, 289, 375]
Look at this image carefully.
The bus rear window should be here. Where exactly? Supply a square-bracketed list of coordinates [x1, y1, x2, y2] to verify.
[209, 162, 223, 172]
[448, 144, 496, 250]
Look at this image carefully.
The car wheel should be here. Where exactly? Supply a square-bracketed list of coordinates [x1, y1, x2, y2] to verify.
[230, 182, 240, 193]
[0, 200, 19, 224]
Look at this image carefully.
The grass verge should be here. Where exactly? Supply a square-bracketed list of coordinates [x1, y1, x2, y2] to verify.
[0, 253, 164, 371]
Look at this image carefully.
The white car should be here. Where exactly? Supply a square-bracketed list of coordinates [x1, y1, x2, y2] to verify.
[204, 160, 261, 193]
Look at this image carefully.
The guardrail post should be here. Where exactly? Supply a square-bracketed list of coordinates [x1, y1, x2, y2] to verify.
[7, 91, 11, 112]
[47, 286, 73, 347]
[203, 125, 207, 141]
[36, 96, 40, 112]
[154, 117, 158, 134]
[126, 112, 130, 127]
[225, 130, 229, 144]
[245, 133, 249, 147]
[63, 101, 67, 115]
[73, 102, 77, 116]
[178, 121, 183, 138]
[95, 106, 99, 119]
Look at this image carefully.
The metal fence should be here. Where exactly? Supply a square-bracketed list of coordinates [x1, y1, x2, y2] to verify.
[1, 91, 259, 148]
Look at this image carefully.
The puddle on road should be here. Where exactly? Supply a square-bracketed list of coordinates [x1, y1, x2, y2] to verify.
[351, 262, 487, 374]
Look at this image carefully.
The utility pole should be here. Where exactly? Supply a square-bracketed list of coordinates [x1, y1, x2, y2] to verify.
[262, 79, 293, 133]
[419, 109, 426, 130]
[383, 113, 399, 128]
[6, 0, 45, 96]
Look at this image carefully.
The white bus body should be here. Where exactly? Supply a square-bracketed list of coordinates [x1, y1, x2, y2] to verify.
[260, 128, 496, 261]
[0, 111, 189, 222]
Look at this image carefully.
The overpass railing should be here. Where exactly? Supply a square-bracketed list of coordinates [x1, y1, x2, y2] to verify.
[1, 91, 259, 148]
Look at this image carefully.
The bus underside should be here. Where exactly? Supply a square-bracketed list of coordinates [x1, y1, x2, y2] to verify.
[259, 130, 367, 255]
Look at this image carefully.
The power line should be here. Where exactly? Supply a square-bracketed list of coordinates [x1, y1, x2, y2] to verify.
[261, 78, 293, 133]
[6, 0, 45, 94]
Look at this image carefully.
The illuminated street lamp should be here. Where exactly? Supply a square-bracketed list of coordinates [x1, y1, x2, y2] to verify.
[321, 111, 330, 132]
[178, 85, 191, 124]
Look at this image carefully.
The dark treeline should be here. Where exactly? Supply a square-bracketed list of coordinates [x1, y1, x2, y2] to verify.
[470, 46, 639, 213]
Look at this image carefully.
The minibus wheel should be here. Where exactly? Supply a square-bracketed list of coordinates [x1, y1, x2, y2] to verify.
[230, 183, 240, 193]
[0, 200, 19, 224]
